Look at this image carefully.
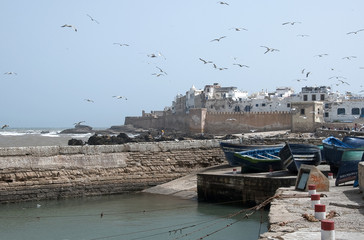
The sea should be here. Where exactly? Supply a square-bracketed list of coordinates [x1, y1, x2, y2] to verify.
[0, 128, 268, 240]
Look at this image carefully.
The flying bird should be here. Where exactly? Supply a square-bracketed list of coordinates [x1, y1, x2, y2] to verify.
[199, 58, 213, 64]
[61, 24, 77, 32]
[84, 99, 94, 103]
[156, 66, 167, 75]
[338, 80, 350, 85]
[113, 43, 129, 47]
[282, 21, 301, 25]
[346, 29, 364, 35]
[260, 46, 279, 54]
[210, 36, 226, 42]
[217, 1, 229, 5]
[86, 14, 99, 24]
[1, 124, 9, 129]
[342, 56, 356, 60]
[306, 72, 311, 78]
[229, 27, 247, 31]
[329, 76, 346, 80]
[113, 96, 127, 100]
[233, 63, 249, 68]
[297, 34, 309, 37]
[74, 121, 85, 126]
[295, 79, 307, 82]
[152, 73, 165, 77]
[314, 54, 328, 57]
[4, 72, 17, 75]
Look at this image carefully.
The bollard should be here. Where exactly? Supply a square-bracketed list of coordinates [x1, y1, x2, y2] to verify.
[233, 168, 237, 175]
[308, 184, 316, 196]
[311, 194, 320, 208]
[328, 173, 333, 180]
[321, 220, 335, 240]
[315, 204, 326, 220]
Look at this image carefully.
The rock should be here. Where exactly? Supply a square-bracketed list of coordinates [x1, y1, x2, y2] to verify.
[68, 139, 85, 146]
[60, 125, 93, 134]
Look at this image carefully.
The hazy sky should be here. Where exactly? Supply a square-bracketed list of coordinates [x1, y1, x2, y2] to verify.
[1, 0, 364, 128]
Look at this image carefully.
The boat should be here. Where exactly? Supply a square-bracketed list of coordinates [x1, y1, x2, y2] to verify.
[322, 136, 364, 172]
[279, 143, 322, 173]
[233, 147, 283, 173]
[342, 136, 364, 148]
[335, 148, 364, 186]
[220, 141, 284, 166]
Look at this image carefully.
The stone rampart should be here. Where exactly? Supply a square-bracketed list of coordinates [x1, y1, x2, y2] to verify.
[0, 140, 226, 203]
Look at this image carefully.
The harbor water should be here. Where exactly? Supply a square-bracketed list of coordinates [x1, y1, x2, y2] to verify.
[0, 128, 268, 240]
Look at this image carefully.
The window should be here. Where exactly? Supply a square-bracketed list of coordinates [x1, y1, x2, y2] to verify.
[303, 95, 308, 101]
[352, 108, 360, 115]
[287, 103, 291, 108]
[320, 94, 325, 101]
[262, 103, 266, 107]
[312, 94, 316, 101]
[256, 104, 259, 107]
[362, 108, 364, 116]
[325, 103, 329, 108]
[325, 112, 329, 117]
[337, 108, 345, 115]
[300, 109, 305, 115]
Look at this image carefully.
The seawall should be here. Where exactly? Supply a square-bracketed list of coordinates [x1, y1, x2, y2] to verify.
[0, 140, 227, 203]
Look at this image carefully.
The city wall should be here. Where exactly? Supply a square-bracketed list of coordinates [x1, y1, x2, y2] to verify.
[125, 109, 292, 134]
[0, 140, 226, 203]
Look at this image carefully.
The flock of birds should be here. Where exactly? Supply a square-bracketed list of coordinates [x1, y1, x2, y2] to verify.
[2, 1, 364, 129]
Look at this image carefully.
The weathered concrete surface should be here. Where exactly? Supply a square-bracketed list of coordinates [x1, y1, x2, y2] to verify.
[259, 179, 364, 239]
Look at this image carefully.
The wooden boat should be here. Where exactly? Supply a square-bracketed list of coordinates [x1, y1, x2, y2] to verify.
[233, 147, 283, 173]
[220, 141, 284, 166]
[279, 143, 322, 173]
[322, 136, 363, 172]
[342, 136, 364, 148]
[335, 148, 364, 186]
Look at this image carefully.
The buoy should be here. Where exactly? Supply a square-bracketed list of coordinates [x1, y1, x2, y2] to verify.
[328, 172, 333, 180]
[308, 184, 316, 196]
[321, 219, 335, 240]
[310, 194, 320, 208]
[314, 204, 326, 220]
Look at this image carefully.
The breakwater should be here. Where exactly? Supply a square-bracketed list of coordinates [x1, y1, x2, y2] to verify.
[0, 140, 226, 203]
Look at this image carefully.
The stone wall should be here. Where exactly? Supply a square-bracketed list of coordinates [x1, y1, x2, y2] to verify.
[125, 109, 292, 134]
[0, 140, 225, 203]
[359, 162, 364, 195]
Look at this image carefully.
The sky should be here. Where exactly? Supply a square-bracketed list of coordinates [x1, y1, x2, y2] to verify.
[1, 0, 364, 128]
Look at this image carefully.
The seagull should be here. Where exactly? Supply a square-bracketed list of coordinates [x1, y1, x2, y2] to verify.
[260, 46, 279, 54]
[113, 43, 129, 47]
[329, 76, 346, 80]
[113, 96, 127, 100]
[4, 72, 17, 75]
[282, 21, 301, 25]
[338, 80, 350, 85]
[210, 36, 226, 42]
[233, 63, 249, 68]
[250, 129, 257, 132]
[86, 14, 99, 24]
[314, 54, 328, 57]
[1, 124, 9, 129]
[295, 79, 307, 82]
[306, 72, 311, 78]
[74, 121, 85, 126]
[61, 24, 77, 32]
[156, 66, 167, 75]
[84, 99, 94, 103]
[199, 58, 213, 64]
[217, 1, 229, 5]
[229, 27, 247, 31]
[217, 67, 228, 71]
[346, 29, 364, 35]
[342, 56, 357, 60]
[152, 73, 165, 77]
[297, 34, 309, 37]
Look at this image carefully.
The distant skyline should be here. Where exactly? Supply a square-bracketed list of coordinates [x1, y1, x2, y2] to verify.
[1, 0, 364, 128]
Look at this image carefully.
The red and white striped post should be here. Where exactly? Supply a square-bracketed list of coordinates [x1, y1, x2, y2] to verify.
[328, 172, 333, 180]
[315, 204, 326, 220]
[311, 194, 320, 208]
[308, 184, 316, 196]
[233, 168, 237, 175]
[321, 220, 335, 240]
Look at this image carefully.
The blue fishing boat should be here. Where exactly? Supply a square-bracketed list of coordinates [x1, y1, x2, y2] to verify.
[279, 143, 322, 173]
[233, 147, 283, 173]
[342, 136, 364, 148]
[322, 136, 364, 172]
[335, 148, 364, 186]
[220, 141, 284, 166]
